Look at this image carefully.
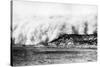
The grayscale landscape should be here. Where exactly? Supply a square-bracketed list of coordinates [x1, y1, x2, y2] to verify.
[11, 0, 97, 66]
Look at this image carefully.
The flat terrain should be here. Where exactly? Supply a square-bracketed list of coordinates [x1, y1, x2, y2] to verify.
[12, 47, 97, 66]
[11, 33, 97, 66]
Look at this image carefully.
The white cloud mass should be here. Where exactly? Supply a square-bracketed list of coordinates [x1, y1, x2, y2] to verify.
[12, 0, 97, 45]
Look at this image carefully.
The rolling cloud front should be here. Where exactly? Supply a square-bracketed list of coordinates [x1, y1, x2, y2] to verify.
[12, 1, 97, 45]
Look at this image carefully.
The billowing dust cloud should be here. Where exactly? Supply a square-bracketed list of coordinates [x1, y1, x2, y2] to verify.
[12, 1, 97, 45]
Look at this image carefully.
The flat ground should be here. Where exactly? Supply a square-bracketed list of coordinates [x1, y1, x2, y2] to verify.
[12, 47, 97, 66]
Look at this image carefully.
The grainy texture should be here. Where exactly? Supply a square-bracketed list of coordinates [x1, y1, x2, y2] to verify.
[11, 0, 97, 66]
[12, 48, 97, 66]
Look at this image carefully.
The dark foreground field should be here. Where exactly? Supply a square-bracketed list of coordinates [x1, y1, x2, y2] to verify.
[12, 47, 97, 66]
[11, 34, 97, 66]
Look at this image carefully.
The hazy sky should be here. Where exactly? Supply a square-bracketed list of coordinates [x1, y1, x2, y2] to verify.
[13, 0, 97, 19]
